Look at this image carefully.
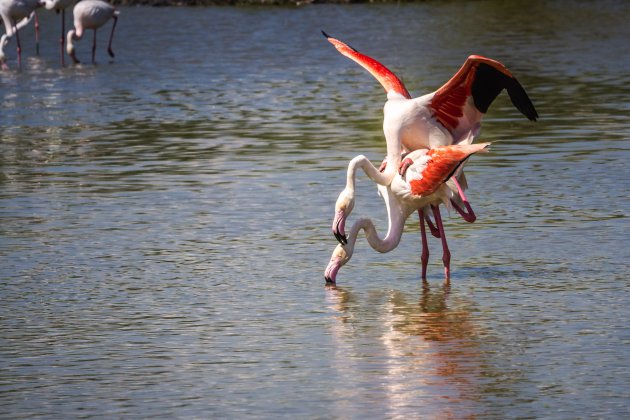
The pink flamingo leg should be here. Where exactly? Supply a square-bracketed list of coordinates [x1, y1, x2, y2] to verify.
[34, 12, 39, 55]
[431, 205, 451, 281]
[419, 209, 429, 280]
[450, 177, 477, 223]
[14, 21, 22, 68]
[424, 210, 441, 238]
[107, 15, 117, 58]
[60, 9, 65, 66]
[92, 29, 97, 64]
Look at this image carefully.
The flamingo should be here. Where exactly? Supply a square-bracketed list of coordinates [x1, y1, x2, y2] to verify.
[42, 0, 74, 66]
[323, 32, 537, 279]
[0, 0, 43, 70]
[66, 0, 118, 65]
[324, 142, 491, 284]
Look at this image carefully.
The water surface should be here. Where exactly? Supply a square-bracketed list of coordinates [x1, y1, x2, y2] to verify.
[1, 1, 629, 418]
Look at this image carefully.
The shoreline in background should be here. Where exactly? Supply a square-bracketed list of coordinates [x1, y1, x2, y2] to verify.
[110, 0, 408, 6]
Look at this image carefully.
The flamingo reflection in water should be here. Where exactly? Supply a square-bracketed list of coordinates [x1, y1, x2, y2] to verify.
[325, 285, 483, 418]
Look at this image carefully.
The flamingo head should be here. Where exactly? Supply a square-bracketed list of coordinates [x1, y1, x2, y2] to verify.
[332, 187, 355, 244]
[66, 30, 80, 64]
[324, 244, 351, 284]
[0, 35, 9, 70]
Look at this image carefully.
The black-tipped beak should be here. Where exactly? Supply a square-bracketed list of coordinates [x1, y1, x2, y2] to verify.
[321, 30, 331, 39]
[333, 215, 348, 245]
[334, 231, 347, 246]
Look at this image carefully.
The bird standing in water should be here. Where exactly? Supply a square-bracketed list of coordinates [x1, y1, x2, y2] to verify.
[42, 0, 75, 66]
[66, 0, 118, 65]
[0, 0, 43, 69]
[324, 143, 491, 284]
[323, 32, 537, 280]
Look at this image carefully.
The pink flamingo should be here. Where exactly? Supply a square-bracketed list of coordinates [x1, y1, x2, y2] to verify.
[66, 0, 119, 65]
[0, 0, 43, 70]
[42, 0, 74, 66]
[324, 142, 491, 284]
[323, 32, 537, 280]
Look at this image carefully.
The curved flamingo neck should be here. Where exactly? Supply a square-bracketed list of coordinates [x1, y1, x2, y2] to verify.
[345, 186, 407, 258]
[346, 154, 400, 192]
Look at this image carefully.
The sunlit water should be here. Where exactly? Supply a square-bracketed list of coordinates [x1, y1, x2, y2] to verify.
[1, 2, 629, 418]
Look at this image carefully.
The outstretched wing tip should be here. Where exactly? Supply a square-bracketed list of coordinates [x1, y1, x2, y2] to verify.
[506, 78, 539, 122]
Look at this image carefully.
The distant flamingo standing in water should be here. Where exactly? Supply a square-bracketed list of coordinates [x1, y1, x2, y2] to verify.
[0, 0, 43, 69]
[42, 0, 74, 66]
[324, 142, 491, 284]
[323, 32, 538, 279]
[66, 0, 118, 65]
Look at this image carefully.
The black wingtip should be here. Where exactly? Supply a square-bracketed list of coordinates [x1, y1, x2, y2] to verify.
[471, 63, 539, 121]
[506, 78, 539, 122]
[321, 31, 359, 53]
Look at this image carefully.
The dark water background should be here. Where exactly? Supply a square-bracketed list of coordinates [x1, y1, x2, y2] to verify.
[1, 1, 629, 418]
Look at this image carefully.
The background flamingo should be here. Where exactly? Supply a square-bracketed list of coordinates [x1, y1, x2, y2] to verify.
[325, 142, 490, 284]
[66, 0, 118, 65]
[0, 0, 43, 69]
[323, 32, 537, 280]
[42, 0, 74, 66]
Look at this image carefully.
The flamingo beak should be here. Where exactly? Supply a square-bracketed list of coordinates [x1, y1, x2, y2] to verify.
[332, 210, 347, 245]
[324, 257, 342, 284]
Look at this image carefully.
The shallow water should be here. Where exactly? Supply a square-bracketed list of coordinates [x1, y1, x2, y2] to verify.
[1, 1, 629, 418]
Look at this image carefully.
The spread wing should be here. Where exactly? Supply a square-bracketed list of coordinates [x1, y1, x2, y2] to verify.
[408, 143, 490, 196]
[322, 31, 411, 100]
[430, 55, 538, 132]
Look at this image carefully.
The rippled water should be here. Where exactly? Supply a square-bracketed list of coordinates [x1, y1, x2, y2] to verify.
[1, 2, 629, 418]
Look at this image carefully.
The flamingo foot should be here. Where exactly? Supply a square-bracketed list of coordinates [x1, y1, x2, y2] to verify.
[378, 158, 387, 172]
[332, 209, 348, 245]
[398, 157, 414, 177]
[108, 47, 115, 58]
[451, 177, 476, 223]
[451, 199, 476, 223]
[425, 213, 441, 238]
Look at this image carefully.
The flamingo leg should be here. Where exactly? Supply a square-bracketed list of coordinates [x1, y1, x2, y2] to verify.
[424, 210, 441, 238]
[107, 15, 117, 58]
[419, 209, 429, 280]
[92, 29, 97, 64]
[60, 9, 65, 67]
[34, 12, 39, 55]
[431, 204, 451, 281]
[14, 20, 21, 68]
[450, 177, 477, 223]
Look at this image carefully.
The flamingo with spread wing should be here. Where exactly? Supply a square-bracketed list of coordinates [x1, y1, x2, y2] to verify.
[323, 32, 537, 280]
